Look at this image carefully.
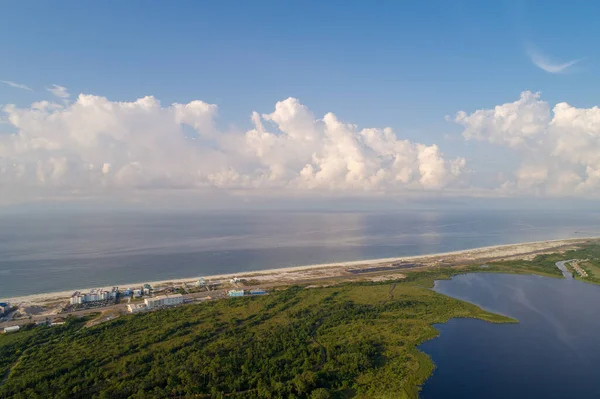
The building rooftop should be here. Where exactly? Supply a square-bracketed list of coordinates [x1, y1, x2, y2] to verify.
[151, 293, 183, 300]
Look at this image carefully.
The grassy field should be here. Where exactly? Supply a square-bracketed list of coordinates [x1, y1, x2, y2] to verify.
[579, 261, 600, 278]
[3, 243, 600, 399]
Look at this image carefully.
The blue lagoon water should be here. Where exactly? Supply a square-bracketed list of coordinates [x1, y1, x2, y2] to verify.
[419, 273, 600, 398]
[2, 210, 600, 298]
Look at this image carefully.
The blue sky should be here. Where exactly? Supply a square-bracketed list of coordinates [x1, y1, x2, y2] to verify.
[2, 1, 595, 127]
[1, 1, 600, 207]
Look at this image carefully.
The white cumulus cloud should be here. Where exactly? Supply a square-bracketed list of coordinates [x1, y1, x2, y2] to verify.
[0, 92, 465, 204]
[455, 91, 600, 196]
[455, 91, 550, 149]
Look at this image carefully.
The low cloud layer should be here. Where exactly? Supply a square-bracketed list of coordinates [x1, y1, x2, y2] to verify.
[0, 92, 465, 204]
[4, 88, 600, 205]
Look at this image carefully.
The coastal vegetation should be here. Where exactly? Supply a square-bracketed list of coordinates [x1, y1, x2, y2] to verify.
[562, 244, 600, 284]
[0, 279, 512, 399]
[575, 261, 600, 283]
[479, 243, 600, 284]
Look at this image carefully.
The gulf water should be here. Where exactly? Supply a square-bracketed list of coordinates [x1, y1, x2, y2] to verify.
[2, 209, 600, 298]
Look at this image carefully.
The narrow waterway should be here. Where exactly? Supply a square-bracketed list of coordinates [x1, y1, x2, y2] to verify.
[555, 260, 574, 279]
[419, 271, 600, 399]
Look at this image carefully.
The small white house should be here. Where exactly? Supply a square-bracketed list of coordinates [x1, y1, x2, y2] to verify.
[4, 325, 20, 333]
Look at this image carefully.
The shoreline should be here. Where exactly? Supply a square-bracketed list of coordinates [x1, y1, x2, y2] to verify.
[2, 236, 597, 305]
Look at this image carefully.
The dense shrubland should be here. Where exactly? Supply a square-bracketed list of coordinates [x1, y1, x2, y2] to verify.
[0, 280, 510, 399]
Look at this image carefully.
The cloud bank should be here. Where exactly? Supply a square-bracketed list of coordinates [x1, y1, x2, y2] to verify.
[0, 91, 465, 204]
[4, 88, 600, 205]
[455, 91, 600, 196]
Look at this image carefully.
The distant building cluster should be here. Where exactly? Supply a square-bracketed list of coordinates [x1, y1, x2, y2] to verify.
[69, 284, 157, 306]
[126, 294, 183, 313]
[70, 287, 119, 305]
[3, 284, 270, 335]
[121, 284, 153, 298]
[569, 260, 588, 278]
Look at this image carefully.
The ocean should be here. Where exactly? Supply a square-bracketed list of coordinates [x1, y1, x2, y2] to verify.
[2, 209, 600, 298]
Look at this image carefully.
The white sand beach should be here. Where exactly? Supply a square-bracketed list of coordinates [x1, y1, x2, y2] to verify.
[2, 236, 596, 306]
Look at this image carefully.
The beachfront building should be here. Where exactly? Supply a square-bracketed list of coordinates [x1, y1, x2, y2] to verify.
[144, 294, 184, 309]
[70, 292, 84, 305]
[228, 290, 245, 297]
[127, 303, 147, 313]
[250, 289, 267, 295]
[133, 289, 142, 298]
[87, 289, 109, 302]
[70, 289, 110, 305]
[144, 297, 161, 309]
[4, 325, 20, 333]
[109, 287, 119, 299]
[0, 302, 9, 316]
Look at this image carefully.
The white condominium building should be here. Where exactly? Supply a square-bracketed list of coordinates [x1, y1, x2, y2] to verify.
[144, 294, 184, 309]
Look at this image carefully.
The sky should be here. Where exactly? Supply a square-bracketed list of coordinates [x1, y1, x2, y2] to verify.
[1, 0, 600, 209]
